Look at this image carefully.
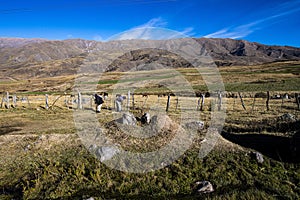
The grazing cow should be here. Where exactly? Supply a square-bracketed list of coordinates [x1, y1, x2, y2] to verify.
[141, 112, 151, 124]
[271, 94, 281, 99]
[94, 93, 104, 113]
[282, 93, 289, 99]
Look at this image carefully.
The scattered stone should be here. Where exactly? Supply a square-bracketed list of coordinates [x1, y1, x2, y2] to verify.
[252, 151, 264, 163]
[121, 112, 137, 126]
[24, 144, 31, 151]
[96, 146, 120, 162]
[88, 144, 98, 152]
[279, 113, 297, 122]
[84, 197, 94, 200]
[141, 112, 151, 124]
[184, 121, 204, 131]
[194, 181, 214, 194]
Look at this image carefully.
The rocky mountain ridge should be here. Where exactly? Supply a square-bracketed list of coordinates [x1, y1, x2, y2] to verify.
[0, 37, 300, 78]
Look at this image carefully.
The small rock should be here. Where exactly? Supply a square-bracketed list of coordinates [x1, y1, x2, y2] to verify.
[85, 198, 94, 200]
[195, 181, 214, 193]
[185, 121, 204, 131]
[252, 152, 264, 163]
[96, 146, 120, 162]
[279, 113, 297, 122]
[88, 144, 98, 152]
[24, 144, 31, 151]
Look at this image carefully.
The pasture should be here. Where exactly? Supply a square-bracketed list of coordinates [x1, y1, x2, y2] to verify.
[0, 62, 300, 199]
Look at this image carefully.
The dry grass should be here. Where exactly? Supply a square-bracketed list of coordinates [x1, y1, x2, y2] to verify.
[0, 62, 300, 199]
[1, 60, 299, 94]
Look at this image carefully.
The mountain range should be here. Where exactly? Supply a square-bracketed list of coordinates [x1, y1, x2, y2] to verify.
[1, 37, 300, 79]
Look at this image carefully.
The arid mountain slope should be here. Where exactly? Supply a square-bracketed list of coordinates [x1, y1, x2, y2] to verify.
[1, 38, 300, 78]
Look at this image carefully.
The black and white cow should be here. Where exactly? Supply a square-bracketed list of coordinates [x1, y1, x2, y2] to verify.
[95, 93, 104, 113]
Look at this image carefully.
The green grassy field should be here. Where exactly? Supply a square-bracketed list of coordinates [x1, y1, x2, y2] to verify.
[0, 61, 300, 199]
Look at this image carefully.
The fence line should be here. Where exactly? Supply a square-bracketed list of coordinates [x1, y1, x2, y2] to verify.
[0, 91, 299, 114]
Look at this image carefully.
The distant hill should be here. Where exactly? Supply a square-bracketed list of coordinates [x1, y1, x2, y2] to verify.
[0, 37, 300, 78]
[195, 38, 300, 66]
[0, 38, 48, 48]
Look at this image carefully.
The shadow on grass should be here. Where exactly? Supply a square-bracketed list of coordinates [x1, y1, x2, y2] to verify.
[0, 186, 23, 199]
[0, 125, 22, 135]
[65, 188, 209, 200]
[221, 131, 300, 163]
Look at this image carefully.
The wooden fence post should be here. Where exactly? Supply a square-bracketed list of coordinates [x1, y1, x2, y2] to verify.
[27, 96, 31, 107]
[218, 91, 222, 111]
[132, 93, 135, 110]
[0, 93, 4, 108]
[12, 94, 17, 108]
[251, 93, 256, 112]
[266, 91, 270, 111]
[71, 95, 74, 109]
[6, 92, 10, 109]
[238, 92, 246, 111]
[281, 94, 284, 110]
[200, 94, 205, 111]
[45, 94, 49, 110]
[77, 91, 83, 109]
[166, 94, 171, 112]
[127, 90, 130, 111]
[64, 92, 68, 108]
[233, 94, 236, 111]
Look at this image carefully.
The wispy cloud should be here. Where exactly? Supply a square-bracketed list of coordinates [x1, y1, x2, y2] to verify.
[204, 0, 300, 39]
[67, 34, 74, 39]
[108, 17, 194, 41]
[93, 34, 104, 41]
[139, 17, 168, 28]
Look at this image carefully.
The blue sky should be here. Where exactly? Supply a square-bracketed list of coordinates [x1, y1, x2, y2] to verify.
[0, 0, 300, 47]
